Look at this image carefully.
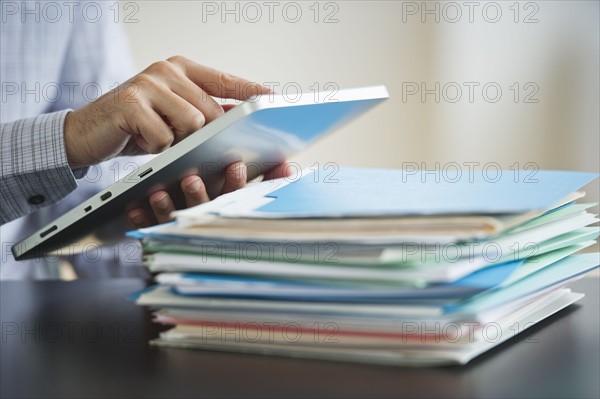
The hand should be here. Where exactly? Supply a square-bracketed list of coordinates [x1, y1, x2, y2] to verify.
[126, 161, 292, 228]
[64, 56, 269, 167]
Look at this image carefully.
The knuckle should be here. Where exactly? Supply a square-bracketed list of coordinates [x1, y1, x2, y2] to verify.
[120, 82, 141, 102]
[217, 72, 236, 88]
[134, 73, 156, 88]
[147, 60, 176, 75]
[166, 55, 187, 65]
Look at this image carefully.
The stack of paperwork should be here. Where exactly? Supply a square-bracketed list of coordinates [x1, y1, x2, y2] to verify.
[130, 167, 599, 366]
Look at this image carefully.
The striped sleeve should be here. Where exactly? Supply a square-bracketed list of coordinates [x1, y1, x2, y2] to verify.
[0, 109, 78, 225]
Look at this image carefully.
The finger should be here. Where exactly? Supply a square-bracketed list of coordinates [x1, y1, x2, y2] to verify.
[155, 72, 225, 124]
[221, 162, 247, 194]
[149, 191, 176, 224]
[130, 103, 175, 153]
[181, 175, 210, 207]
[120, 139, 145, 157]
[167, 56, 270, 101]
[127, 208, 154, 229]
[222, 104, 236, 112]
[263, 162, 293, 180]
[144, 82, 210, 142]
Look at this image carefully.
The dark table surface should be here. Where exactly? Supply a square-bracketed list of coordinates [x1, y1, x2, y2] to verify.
[1, 277, 599, 399]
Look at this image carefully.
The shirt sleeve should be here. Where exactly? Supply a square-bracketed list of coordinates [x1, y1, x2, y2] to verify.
[0, 3, 137, 226]
[0, 109, 78, 225]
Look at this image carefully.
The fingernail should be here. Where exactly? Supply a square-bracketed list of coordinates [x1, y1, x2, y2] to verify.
[186, 178, 201, 193]
[154, 194, 170, 210]
[129, 210, 145, 225]
[234, 163, 247, 180]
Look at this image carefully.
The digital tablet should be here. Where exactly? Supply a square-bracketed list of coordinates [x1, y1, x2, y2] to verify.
[13, 85, 389, 260]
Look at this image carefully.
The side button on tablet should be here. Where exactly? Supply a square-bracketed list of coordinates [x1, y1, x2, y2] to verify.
[28, 195, 45, 205]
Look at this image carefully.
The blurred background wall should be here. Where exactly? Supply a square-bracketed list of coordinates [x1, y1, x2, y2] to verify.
[123, 0, 599, 232]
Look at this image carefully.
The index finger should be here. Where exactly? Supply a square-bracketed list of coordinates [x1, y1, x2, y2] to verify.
[168, 56, 270, 101]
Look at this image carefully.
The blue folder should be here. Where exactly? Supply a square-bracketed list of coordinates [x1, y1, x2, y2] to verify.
[256, 168, 597, 216]
[168, 260, 523, 302]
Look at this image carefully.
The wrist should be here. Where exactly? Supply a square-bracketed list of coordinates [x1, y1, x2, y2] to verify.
[64, 111, 88, 168]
